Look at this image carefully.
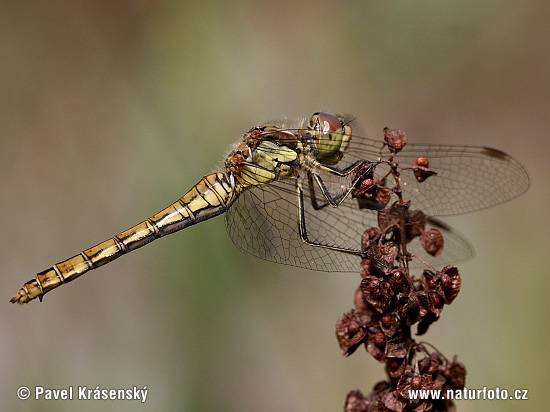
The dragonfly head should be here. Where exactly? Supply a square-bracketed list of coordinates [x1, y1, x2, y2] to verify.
[308, 112, 352, 165]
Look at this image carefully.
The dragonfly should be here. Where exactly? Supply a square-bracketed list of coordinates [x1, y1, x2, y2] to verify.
[10, 112, 529, 304]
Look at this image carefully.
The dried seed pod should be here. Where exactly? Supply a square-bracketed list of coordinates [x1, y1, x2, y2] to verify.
[418, 352, 443, 375]
[420, 228, 444, 257]
[379, 312, 400, 338]
[361, 276, 395, 313]
[378, 205, 427, 243]
[396, 291, 430, 326]
[385, 342, 409, 379]
[381, 390, 408, 411]
[413, 156, 438, 182]
[343, 389, 368, 412]
[397, 370, 437, 398]
[366, 327, 387, 361]
[353, 178, 392, 210]
[384, 127, 407, 152]
[361, 227, 381, 249]
[441, 266, 461, 304]
[442, 357, 466, 390]
[415, 157, 430, 168]
[336, 310, 367, 356]
[389, 269, 409, 294]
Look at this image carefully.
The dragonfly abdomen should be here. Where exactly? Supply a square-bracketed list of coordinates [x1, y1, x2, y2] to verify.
[10, 172, 236, 304]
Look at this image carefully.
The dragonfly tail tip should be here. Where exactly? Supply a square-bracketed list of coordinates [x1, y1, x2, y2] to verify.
[9, 290, 29, 304]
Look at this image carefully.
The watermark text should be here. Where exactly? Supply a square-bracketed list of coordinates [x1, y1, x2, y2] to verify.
[408, 386, 528, 401]
[17, 385, 148, 403]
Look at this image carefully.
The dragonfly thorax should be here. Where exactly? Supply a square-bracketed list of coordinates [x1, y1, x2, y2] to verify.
[225, 132, 300, 189]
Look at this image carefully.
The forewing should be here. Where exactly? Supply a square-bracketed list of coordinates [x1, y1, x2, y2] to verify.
[345, 137, 529, 216]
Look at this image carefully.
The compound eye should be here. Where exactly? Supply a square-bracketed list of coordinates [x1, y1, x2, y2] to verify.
[316, 112, 343, 135]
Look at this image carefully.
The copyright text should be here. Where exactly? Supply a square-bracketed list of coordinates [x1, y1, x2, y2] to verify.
[17, 385, 148, 403]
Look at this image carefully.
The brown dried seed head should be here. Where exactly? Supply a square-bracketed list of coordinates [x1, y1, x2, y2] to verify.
[413, 166, 437, 182]
[361, 227, 381, 249]
[423, 270, 437, 289]
[361, 276, 395, 313]
[424, 266, 462, 304]
[441, 266, 461, 303]
[336, 310, 367, 356]
[386, 342, 408, 359]
[411, 375, 423, 390]
[397, 291, 431, 325]
[383, 127, 407, 152]
[378, 205, 426, 242]
[414, 157, 430, 168]
[442, 357, 467, 389]
[353, 180, 392, 210]
[389, 269, 410, 295]
[373, 332, 386, 348]
[379, 242, 399, 267]
[381, 390, 408, 411]
[385, 357, 403, 374]
[397, 371, 436, 399]
[412, 156, 437, 182]
[379, 313, 392, 329]
[379, 312, 400, 338]
[420, 228, 444, 257]
[367, 226, 380, 238]
[359, 178, 375, 192]
[440, 273, 452, 291]
[360, 258, 383, 278]
[429, 291, 445, 315]
[418, 352, 443, 375]
[385, 343, 408, 378]
[366, 327, 387, 361]
[344, 389, 368, 412]
[377, 204, 401, 232]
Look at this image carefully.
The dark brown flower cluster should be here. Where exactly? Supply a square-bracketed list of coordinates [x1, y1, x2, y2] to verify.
[351, 162, 392, 211]
[343, 352, 466, 412]
[337, 129, 466, 412]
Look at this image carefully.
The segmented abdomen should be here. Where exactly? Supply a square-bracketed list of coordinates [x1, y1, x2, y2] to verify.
[11, 172, 236, 304]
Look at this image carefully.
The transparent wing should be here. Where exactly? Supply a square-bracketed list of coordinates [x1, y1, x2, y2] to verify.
[225, 171, 476, 272]
[225, 177, 362, 273]
[343, 137, 530, 216]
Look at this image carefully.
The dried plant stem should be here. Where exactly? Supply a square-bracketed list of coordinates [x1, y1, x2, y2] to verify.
[338, 129, 466, 412]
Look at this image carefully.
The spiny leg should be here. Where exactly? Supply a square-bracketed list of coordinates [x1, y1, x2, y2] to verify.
[296, 179, 374, 259]
[307, 160, 377, 210]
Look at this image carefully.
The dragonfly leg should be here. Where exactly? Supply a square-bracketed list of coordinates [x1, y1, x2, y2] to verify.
[296, 180, 365, 257]
[307, 160, 377, 209]
[306, 172, 329, 210]
[298, 175, 387, 268]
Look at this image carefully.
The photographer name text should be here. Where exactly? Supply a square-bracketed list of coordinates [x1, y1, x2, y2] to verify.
[17, 385, 148, 402]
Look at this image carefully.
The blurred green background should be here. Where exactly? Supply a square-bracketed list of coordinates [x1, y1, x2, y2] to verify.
[1, 1, 547, 411]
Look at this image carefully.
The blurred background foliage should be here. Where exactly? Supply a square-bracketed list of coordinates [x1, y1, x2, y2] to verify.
[1, 1, 547, 411]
